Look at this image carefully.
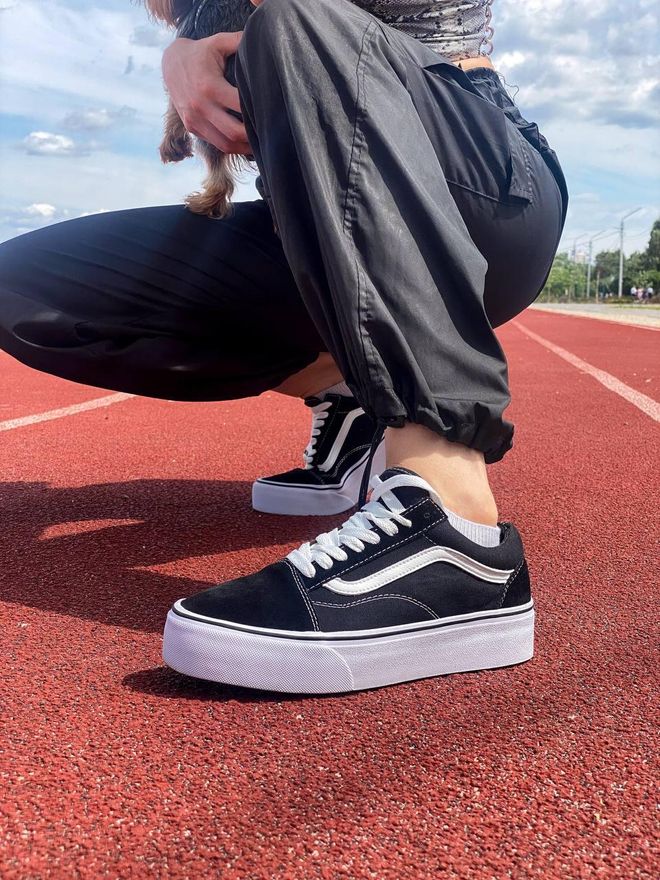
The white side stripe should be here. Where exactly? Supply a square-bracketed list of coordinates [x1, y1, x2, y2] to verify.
[326, 547, 514, 595]
[0, 393, 134, 433]
[318, 407, 364, 472]
[515, 322, 660, 422]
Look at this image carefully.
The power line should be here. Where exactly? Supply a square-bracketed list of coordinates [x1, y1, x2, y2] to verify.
[555, 209, 654, 300]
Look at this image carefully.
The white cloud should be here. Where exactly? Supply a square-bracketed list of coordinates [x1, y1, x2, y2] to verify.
[0, 0, 657, 252]
[130, 24, 170, 48]
[0, 146, 259, 242]
[497, 51, 526, 72]
[63, 106, 137, 131]
[496, 0, 660, 130]
[22, 131, 84, 157]
[0, 1, 169, 127]
[496, 0, 660, 247]
[0, 202, 69, 238]
[25, 203, 58, 218]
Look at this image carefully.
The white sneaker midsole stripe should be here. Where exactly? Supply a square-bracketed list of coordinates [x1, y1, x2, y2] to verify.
[172, 598, 534, 642]
[257, 447, 371, 491]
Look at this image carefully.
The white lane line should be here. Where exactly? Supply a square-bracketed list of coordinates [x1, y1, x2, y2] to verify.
[0, 392, 134, 433]
[514, 322, 660, 423]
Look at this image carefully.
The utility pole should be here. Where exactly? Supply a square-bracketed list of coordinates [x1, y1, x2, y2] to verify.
[587, 228, 617, 299]
[571, 234, 589, 299]
[618, 208, 643, 298]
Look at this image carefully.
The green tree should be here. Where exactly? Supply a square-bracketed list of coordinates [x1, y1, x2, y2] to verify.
[638, 220, 660, 293]
[594, 249, 620, 294]
[542, 252, 583, 300]
[623, 251, 646, 293]
[541, 217, 660, 300]
[644, 219, 660, 269]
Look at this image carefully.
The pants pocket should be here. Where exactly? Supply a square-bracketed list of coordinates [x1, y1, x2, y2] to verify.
[414, 67, 534, 206]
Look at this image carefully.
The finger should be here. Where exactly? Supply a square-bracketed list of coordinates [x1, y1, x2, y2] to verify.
[184, 100, 248, 148]
[187, 117, 252, 156]
[227, 141, 254, 156]
[200, 104, 248, 141]
[196, 78, 241, 114]
[215, 80, 242, 114]
[205, 106, 248, 144]
[210, 30, 243, 58]
[187, 118, 234, 153]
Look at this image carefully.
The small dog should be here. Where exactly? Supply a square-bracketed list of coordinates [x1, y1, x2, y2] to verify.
[146, 0, 256, 218]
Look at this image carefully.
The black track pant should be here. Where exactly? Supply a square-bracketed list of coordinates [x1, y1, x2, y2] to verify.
[0, 0, 567, 463]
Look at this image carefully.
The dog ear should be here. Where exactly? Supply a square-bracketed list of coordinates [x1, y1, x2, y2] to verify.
[144, 0, 194, 27]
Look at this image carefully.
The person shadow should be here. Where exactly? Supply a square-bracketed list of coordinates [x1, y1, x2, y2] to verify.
[1, 477, 337, 701]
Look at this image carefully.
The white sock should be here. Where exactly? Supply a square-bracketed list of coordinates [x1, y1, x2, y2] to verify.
[318, 381, 353, 399]
[445, 507, 501, 547]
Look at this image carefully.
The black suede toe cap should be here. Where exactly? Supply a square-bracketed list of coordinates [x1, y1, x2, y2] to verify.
[180, 561, 315, 632]
[258, 467, 323, 486]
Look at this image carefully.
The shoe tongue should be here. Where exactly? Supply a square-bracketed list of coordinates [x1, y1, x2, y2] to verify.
[375, 467, 435, 509]
[304, 392, 343, 408]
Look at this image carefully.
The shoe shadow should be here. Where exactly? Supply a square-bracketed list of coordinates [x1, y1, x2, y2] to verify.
[122, 666, 303, 703]
[1, 478, 335, 634]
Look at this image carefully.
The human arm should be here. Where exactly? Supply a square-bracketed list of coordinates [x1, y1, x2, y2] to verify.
[161, 31, 252, 154]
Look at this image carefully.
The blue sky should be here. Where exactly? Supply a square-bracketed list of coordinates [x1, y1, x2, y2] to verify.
[1, 0, 658, 258]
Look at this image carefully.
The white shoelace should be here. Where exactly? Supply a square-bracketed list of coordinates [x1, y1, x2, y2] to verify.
[287, 473, 441, 578]
[302, 400, 332, 469]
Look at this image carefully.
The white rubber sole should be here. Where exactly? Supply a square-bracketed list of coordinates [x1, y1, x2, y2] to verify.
[163, 602, 535, 694]
[251, 443, 386, 516]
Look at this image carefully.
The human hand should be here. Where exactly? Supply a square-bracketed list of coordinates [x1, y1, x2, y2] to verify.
[162, 32, 252, 154]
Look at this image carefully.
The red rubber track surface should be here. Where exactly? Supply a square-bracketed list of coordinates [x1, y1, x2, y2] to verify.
[1, 311, 657, 879]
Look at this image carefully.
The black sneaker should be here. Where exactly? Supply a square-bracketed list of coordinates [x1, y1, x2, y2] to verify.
[164, 467, 535, 693]
[251, 393, 385, 516]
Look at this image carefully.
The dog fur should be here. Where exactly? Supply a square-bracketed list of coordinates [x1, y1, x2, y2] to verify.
[146, 0, 255, 218]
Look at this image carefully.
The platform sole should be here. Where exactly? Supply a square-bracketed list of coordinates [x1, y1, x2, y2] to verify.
[163, 602, 535, 694]
[251, 444, 386, 516]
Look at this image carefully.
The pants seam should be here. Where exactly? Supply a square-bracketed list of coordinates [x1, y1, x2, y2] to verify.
[341, 20, 383, 407]
[341, 20, 378, 236]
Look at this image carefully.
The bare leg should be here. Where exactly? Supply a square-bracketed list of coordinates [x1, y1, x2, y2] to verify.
[277, 358, 499, 524]
[274, 351, 343, 398]
[386, 423, 499, 525]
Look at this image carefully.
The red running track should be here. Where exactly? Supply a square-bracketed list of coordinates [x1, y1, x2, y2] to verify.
[1, 310, 658, 879]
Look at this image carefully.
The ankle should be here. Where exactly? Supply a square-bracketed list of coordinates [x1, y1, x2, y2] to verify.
[385, 423, 499, 526]
[436, 491, 499, 527]
[317, 380, 352, 399]
[274, 352, 343, 399]
[403, 468, 498, 524]
[396, 471, 498, 526]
